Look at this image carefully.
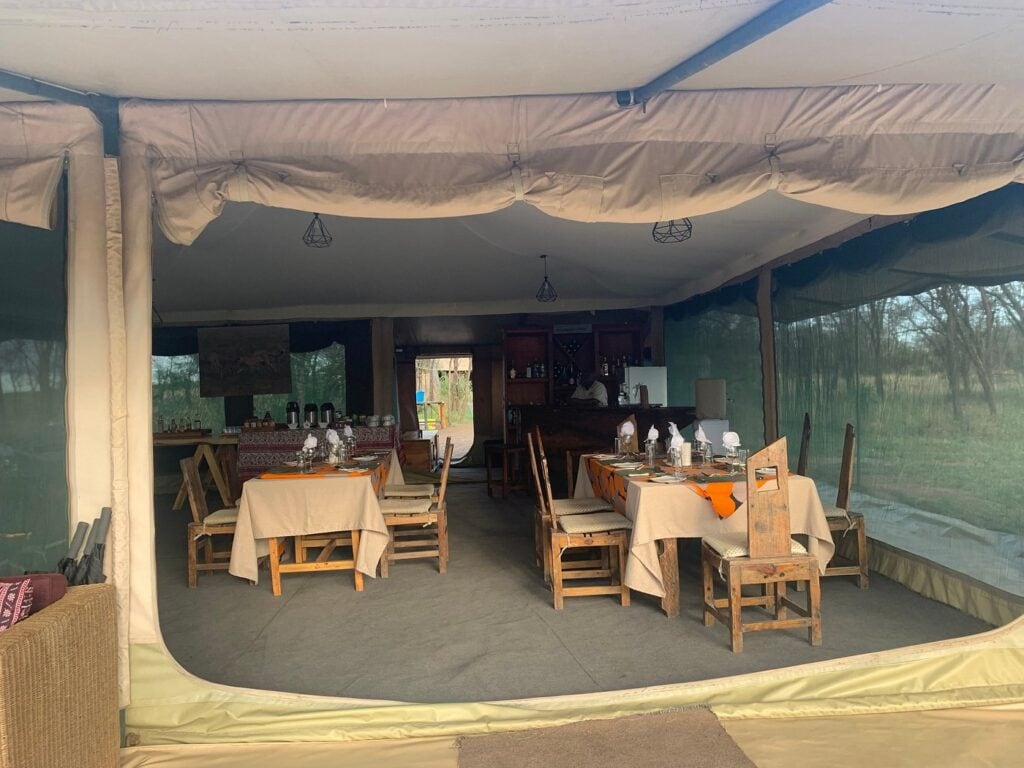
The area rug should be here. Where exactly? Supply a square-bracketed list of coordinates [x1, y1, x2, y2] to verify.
[456, 708, 757, 768]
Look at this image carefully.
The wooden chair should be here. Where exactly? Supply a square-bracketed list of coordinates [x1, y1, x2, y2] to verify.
[378, 439, 453, 575]
[527, 432, 631, 610]
[797, 412, 811, 476]
[531, 429, 613, 570]
[821, 423, 869, 588]
[529, 433, 612, 578]
[383, 438, 450, 499]
[701, 438, 822, 652]
[181, 457, 238, 588]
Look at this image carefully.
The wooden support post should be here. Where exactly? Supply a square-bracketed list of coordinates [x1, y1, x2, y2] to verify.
[757, 268, 779, 444]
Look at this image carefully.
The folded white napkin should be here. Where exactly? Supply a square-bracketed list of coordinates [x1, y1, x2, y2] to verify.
[647, 425, 659, 442]
[667, 421, 685, 450]
[618, 421, 635, 437]
[325, 429, 340, 446]
[343, 425, 354, 439]
[722, 431, 741, 450]
[302, 433, 318, 451]
[695, 422, 709, 444]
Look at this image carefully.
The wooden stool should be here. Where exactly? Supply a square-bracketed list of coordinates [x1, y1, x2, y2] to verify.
[485, 441, 528, 498]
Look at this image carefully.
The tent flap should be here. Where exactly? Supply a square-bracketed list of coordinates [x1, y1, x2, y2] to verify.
[121, 84, 1024, 245]
[0, 103, 101, 229]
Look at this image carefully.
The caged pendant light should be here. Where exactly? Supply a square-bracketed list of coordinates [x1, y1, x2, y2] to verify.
[652, 218, 693, 243]
[535, 254, 557, 302]
[302, 213, 333, 248]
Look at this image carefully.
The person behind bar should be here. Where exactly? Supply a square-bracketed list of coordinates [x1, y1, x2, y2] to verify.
[570, 370, 608, 407]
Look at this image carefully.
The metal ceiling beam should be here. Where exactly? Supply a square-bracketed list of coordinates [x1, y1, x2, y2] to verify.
[0, 68, 119, 155]
[617, 0, 833, 107]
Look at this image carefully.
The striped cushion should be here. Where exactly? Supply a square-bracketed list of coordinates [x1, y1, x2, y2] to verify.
[204, 508, 238, 525]
[380, 498, 433, 515]
[552, 498, 613, 516]
[558, 512, 632, 535]
[383, 483, 436, 498]
[703, 532, 807, 559]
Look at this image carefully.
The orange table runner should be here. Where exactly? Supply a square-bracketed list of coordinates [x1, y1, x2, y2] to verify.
[260, 456, 389, 494]
[585, 456, 764, 519]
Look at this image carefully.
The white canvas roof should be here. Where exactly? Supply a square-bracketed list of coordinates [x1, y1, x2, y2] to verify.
[3, 2, 1024, 320]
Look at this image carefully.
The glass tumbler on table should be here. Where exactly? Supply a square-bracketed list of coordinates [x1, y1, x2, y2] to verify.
[645, 439, 658, 469]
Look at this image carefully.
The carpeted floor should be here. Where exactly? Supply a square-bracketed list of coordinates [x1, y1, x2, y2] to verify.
[155, 482, 991, 703]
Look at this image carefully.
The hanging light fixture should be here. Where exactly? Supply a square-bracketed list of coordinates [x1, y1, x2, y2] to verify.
[302, 213, 333, 248]
[652, 218, 693, 243]
[535, 254, 557, 302]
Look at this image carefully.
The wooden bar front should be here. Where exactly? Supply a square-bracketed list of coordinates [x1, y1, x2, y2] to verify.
[519, 405, 696, 495]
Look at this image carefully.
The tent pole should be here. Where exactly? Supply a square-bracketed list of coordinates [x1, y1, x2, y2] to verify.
[757, 267, 779, 444]
[0, 68, 119, 155]
[617, 0, 832, 106]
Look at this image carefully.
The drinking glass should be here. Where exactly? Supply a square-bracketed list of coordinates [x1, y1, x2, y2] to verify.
[645, 439, 658, 469]
[734, 448, 749, 473]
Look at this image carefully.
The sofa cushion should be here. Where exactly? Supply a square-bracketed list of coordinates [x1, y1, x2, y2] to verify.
[0, 578, 33, 631]
[1, 573, 67, 614]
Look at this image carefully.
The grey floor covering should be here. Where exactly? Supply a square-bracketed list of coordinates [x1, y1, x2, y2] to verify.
[155, 482, 991, 704]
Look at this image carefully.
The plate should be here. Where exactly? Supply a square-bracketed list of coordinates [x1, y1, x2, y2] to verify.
[650, 475, 684, 484]
[286, 424, 298, 430]
[353, 455, 377, 462]
[610, 462, 642, 469]
[283, 460, 298, 467]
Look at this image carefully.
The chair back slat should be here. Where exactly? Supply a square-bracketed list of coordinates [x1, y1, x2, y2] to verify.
[538, 453, 558, 528]
[533, 426, 547, 462]
[435, 438, 455, 507]
[745, 437, 792, 558]
[180, 457, 209, 524]
[836, 423, 856, 511]
[565, 449, 575, 498]
[218, 447, 242, 505]
[797, 412, 811, 476]
[526, 432, 549, 521]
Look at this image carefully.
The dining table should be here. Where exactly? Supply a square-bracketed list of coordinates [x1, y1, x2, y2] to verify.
[573, 454, 835, 617]
[229, 448, 403, 596]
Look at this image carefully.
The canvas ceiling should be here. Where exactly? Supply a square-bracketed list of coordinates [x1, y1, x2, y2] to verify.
[0, 1, 1021, 100]
[4, 1, 1024, 322]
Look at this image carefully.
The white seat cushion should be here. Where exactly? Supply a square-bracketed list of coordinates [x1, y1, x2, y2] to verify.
[380, 498, 433, 515]
[552, 497, 613, 516]
[383, 484, 436, 498]
[203, 508, 238, 525]
[558, 512, 632, 535]
[703, 532, 807, 559]
[822, 504, 850, 518]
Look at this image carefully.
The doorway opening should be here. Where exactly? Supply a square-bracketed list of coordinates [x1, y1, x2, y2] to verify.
[415, 355, 473, 463]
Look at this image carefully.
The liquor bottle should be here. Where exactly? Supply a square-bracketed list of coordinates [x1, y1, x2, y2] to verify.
[601, 356, 609, 377]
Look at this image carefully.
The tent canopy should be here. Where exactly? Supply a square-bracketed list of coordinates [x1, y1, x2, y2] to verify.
[3, 2, 1024, 320]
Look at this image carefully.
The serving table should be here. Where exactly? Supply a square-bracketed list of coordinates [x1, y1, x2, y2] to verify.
[236, 425, 400, 482]
[229, 449, 402, 595]
[574, 455, 835, 617]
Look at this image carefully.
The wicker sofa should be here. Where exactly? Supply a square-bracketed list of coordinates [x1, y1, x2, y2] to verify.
[0, 583, 119, 768]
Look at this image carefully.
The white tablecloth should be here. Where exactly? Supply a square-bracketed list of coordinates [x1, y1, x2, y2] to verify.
[574, 459, 836, 598]
[229, 450, 402, 584]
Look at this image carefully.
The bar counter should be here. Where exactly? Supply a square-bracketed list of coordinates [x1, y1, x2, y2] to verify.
[517, 404, 695, 494]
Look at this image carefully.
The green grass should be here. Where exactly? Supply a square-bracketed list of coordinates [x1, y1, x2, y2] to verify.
[782, 374, 1024, 535]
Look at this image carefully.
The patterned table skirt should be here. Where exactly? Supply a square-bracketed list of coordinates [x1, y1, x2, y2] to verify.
[238, 426, 399, 481]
